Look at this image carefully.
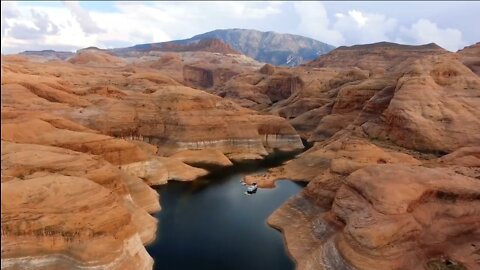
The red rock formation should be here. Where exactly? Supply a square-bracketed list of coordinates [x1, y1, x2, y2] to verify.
[1, 51, 302, 269]
[359, 54, 480, 153]
[306, 42, 448, 72]
[169, 149, 233, 167]
[259, 63, 275, 75]
[2, 56, 303, 161]
[183, 64, 214, 88]
[270, 165, 480, 270]
[68, 50, 126, 67]
[1, 174, 154, 270]
[4, 39, 479, 270]
[457, 42, 480, 76]
[241, 42, 480, 270]
[1, 138, 160, 269]
[245, 134, 420, 189]
[439, 146, 480, 167]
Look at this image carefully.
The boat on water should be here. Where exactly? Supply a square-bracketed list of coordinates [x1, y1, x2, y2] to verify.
[246, 183, 258, 194]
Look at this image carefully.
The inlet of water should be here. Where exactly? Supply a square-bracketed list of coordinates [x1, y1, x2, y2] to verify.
[147, 151, 305, 270]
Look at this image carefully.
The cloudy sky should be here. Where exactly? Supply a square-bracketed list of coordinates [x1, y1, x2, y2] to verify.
[1, 1, 479, 54]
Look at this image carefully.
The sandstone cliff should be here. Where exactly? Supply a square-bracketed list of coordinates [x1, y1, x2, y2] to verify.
[3, 39, 479, 270]
[1, 50, 303, 269]
[242, 42, 480, 270]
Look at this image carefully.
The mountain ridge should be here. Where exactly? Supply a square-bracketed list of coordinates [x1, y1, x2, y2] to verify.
[113, 28, 336, 66]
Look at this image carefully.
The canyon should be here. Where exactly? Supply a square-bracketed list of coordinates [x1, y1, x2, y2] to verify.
[1, 38, 479, 270]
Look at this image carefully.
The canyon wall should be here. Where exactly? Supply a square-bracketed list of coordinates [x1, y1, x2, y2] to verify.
[0, 51, 303, 269]
[244, 43, 480, 270]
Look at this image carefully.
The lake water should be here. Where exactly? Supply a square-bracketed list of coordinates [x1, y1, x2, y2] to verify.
[146, 152, 304, 270]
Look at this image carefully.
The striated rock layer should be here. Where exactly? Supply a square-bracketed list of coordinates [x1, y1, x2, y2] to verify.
[270, 165, 480, 270]
[1, 175, 154, 270]
[1, 52, 303, 162]
[1, 49, 303, 269]
[3, 39, 479, 270]
[1, 140, 159, 270]
[243, 42, 480, 270]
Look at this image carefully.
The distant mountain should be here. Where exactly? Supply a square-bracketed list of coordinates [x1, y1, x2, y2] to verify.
[334, 41, 444, 51]
[114, 29, 335, 66]
[124, 38, 240, 55]
[20, 50, 74, 60]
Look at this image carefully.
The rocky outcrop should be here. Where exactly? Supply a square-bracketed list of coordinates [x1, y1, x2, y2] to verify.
[259, 63, 275, 75]
[68, 50, 126, 67]
[1, 49, 304, 269]
[2, 56, 303, 162]
[61, 85, 303, 159]
[1, 115, 149, 166]
[270, 165, 480, 270]
[457, 42, 480, 76]
[1, 175, 154, 270]
[183, 65, 214, 88]
[0, 54, 264, 270]
[225, 42, 446, 139]
[1, 139, 160, 269]
[117, 43, 262, 88]
[182, 63, 246, 89]
[5, 36, 479, 270]
[439, 146, 480, 167]
[306, 42, 448, 72]
[169, 149, 233, 167]
[245, 134, 420, 189]
[240, 43, 480, 153]
[359, 54, 480, 153]
[216, 68, 312, 111]
[1, 59, 301, 167]
[242, 42, 480, 270]
[215, 65, 369, 125]
[120, 157, 209, 185]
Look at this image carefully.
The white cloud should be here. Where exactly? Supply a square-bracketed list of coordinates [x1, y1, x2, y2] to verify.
[293, 2, 345, 45]
[348, 10, 368, 27]
[8, 4, 95, 51]
[332, 10, 397, 45]
[1, 1, 20, 37]
[293, 3, 399, 47]
[293, 3, 465, 51]
[0, 1, 469, 54]
[1, 1, 288, 54]
[397, 19, 465, 51]
[63, 1, 104, 34]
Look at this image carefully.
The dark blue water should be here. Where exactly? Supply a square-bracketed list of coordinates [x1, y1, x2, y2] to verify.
[146, 153, 304, 270]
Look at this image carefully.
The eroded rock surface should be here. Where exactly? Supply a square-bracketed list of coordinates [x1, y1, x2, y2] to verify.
[270, 165, 480, 270]
[1, 49, 303, 269]
[246, 42, 480, 270]
[1, 175, 154, 270]
[3, 39, 479, 270]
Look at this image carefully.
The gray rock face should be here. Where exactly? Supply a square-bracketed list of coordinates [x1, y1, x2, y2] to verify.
[20, 50, 74, 60]
[116, 29, 336, 67]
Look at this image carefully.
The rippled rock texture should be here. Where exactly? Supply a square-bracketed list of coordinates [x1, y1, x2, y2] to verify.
[244, 42, 480, 270]
[3, 39, 479, 270]
[1, 49, 303, 269]
[270, 165, 480, 270]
